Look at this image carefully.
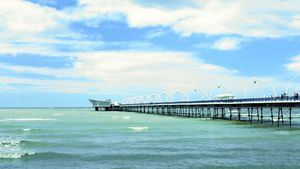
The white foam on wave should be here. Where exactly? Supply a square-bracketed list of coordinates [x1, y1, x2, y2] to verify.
[0, 137, 22, 146]
[53, 113, 64, 116]
[122, 116, 131, 120]
[22, 128, 31, 132]
[275, 131, 289, 136]
[3, 118, 56, 121]
[0, 140, 21, 146]
[111, 115, 119, 119]
[0, 152, 35, 159]
[0, 137, 35, 159]
[128, 127, 149, 132]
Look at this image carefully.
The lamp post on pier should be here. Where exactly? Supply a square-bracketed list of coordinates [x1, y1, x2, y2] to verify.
[252, 77, 277, 97]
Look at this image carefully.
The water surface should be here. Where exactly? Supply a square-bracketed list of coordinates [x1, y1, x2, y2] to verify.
[0, 109, 299, 169]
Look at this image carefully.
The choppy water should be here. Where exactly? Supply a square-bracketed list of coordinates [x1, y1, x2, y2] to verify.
[0, 109, 300, 169]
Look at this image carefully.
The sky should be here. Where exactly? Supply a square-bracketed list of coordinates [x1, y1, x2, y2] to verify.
[1, 0, 300, 107]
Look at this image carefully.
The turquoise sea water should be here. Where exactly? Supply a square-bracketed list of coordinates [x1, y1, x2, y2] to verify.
[1, 109, 300, 169]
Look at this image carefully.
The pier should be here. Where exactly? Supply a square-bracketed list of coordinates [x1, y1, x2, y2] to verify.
[90, 96, 300, 127]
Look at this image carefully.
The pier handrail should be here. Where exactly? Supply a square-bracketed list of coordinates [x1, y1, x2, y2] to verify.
[121, 95, 300, 106]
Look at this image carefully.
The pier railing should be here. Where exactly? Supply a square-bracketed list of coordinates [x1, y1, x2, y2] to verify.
[121, 96, 300, 106]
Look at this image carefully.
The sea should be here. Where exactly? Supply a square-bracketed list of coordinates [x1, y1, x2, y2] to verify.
[0, 108, 300, 169]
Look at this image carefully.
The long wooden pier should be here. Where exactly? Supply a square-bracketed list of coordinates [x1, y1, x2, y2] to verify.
[90, 96, 300, 127]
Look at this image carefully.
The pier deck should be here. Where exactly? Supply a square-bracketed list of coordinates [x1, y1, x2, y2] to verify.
[90, 96, 300, 127]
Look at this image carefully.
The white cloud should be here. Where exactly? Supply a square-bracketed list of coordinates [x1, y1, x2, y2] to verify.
[289, 15, 300, 29]
[0, 50, 244, 94]
[75, 0, 300, 38]
[0, 0, 65, 37]
[212, 37, 243, 51]
[1, 0, 299, 58]
[72, 51, 246, 94]
[0, 50, 286, 97]
[0, 0, 297, 98]
[285, 55, 300, 72]
[0, 0, 70, 56]
[0, 63, 75, 78]
[0, 75, 97, 94]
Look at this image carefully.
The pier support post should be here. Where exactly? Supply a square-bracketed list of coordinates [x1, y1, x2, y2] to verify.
[270, 107, 274, 124]
[247, 107, 250, 122]
[277, 107, 281, 127]
[238, 108, 241, 121]
[221, 107, 225, 119]
[251, 107, 253, 124]
[213, 108, 216, 120]
[260, 107, 263, 124]
[289, 107, 292, 128]
[281, 108, 284, 125]
[256, 108, 260, 122]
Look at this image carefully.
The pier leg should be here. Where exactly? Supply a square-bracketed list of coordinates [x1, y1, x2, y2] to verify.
[251, 107, 253, 124]
[277, 108, 280, 127]
[270, 107, 274, 124]
[256, 108, 260, 122]
[247, 107, 250, 122]
[260, 107, 263, 124]
[229, 108, 232, 120]
[281, 108, 284, 125]
[221, 107, 225, 119]
[238, 108, 241, 121]
[180, 107, 183, 117]
[213, 108, 216, 120]
[289, 107, 292, 128]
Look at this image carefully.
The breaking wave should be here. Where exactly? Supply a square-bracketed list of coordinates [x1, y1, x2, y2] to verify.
[122, 116, 131, 120]
[128, 127, 149, 132]
[0, 152, 36, 159]
[2, 118, 56, 121]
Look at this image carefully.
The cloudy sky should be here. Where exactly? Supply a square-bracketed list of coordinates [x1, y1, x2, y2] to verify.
[1, 0, 300, 107]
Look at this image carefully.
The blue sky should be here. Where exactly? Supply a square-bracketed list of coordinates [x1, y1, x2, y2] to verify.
[1, 0, 300, 106]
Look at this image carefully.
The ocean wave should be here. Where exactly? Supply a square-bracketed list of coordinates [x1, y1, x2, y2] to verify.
[122, 116, 131, 120]
[1, 152, 78, 160]
[22, 128, 31, 132]
[0, 139, 23, 146]
[128, 127, 149, 132]
[53, 113, 64, 116]
[111, 115, 119, 119]
[0, 137, 32, 159]
[0, 152, 35, 159]
[2, 118, 56, 121]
